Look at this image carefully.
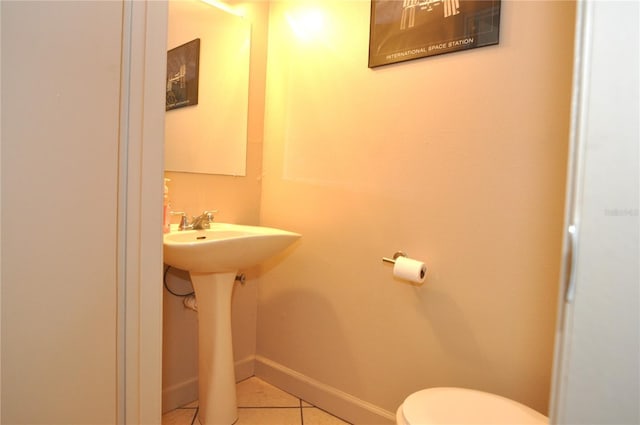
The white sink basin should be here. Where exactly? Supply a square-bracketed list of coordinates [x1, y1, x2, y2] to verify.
[163, 223, 301, 273]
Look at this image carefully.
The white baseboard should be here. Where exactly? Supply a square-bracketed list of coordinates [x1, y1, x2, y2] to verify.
[162, 377, 198, 413]
[254, 355, 395, 425]
[235, 355, 256, 382]
[162, 355, 256, 413]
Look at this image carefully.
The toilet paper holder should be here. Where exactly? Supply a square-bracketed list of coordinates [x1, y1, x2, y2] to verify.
[382, 251, 407, 264]
[382, 251, 427, 284]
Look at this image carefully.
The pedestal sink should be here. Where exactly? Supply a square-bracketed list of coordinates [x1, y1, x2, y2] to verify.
[163, 223, 300, 425]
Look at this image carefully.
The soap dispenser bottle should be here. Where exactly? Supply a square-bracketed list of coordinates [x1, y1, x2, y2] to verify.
[163, 178, 171, 233]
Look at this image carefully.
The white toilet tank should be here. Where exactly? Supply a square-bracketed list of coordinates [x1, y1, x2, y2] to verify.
[396, 387, 548, 425]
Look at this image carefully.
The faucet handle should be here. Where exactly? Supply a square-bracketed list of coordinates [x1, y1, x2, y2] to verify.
[203, 210, 218, 221]
[179, 215, 190, 230]
[169, 211, 189, 230]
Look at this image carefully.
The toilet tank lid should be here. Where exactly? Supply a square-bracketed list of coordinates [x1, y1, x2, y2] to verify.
[402, 387, 548, 425]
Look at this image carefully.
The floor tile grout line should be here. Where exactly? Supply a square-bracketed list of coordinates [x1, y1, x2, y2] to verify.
[238, 405, 302, 409]
[190, 406, 199, 425]
[299, 398, 304, 425]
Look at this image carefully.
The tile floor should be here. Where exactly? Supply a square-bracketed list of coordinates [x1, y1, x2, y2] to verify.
[162, 377, 352, 425]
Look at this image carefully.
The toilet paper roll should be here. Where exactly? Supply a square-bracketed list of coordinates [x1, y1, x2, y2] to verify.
[393, 256, 427, 284]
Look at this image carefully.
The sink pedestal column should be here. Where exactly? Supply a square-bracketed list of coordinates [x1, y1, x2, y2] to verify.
[190, 271, 238, 425]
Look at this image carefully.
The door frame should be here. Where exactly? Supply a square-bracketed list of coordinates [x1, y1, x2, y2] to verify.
[118, 1, 168, 423]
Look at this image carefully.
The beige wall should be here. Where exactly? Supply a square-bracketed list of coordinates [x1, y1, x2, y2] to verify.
[257, 0, 575, 420]
[162, 0, 270, 412]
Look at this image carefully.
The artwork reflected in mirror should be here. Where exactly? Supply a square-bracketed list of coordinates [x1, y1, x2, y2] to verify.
[166, 38, 200, 111]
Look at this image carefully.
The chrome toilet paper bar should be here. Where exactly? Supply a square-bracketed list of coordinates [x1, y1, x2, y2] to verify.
[382, 251, 407, 264]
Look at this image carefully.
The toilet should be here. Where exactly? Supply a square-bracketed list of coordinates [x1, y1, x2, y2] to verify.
[396, 387, 548, 425]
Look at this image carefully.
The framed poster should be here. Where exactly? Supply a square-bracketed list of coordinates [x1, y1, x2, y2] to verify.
[166, 38, 200, 111]
[368, 0, 501, 68]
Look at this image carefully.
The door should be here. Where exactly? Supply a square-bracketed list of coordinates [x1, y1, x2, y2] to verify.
[1, 1, 166, 423]
[550, 1, 639, 423]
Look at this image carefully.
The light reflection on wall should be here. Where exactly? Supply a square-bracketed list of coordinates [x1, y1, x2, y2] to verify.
[285, 7, 326, 42]
[269, 2, 365, 190]
[201, 0, 245, 17]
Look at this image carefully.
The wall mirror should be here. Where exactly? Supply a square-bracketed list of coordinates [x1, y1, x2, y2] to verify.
[165, 0, 251, 176]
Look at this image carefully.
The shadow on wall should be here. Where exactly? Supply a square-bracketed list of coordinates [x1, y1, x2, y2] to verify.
[256, 285, 361, 393]
[416, 288, 490, 368]
[412, 285, 535, 406]
[162, 266, 199, 411]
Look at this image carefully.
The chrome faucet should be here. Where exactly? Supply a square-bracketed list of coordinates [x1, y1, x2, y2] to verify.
[190, 210, 217, 230]
[170, 210, 217, 230]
